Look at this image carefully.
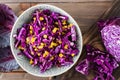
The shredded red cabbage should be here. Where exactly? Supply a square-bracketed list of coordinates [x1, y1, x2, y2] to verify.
[76, 45, 119, 80]
[14, 9, 79, 72]
[98, 18, 120, 62]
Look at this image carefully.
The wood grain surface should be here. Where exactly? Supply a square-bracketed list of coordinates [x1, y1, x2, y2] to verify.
[1, 0, 118, 80]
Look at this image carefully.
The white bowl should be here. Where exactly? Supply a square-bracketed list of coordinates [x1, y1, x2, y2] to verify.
[10, 4, 83, 77]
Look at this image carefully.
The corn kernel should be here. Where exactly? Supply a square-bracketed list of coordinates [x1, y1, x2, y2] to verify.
[64, 26, 67, 28]
[38, 42, 45, 49]
[62, 32, 65, 35]
[49, 42, 58, 48]
[49, 45, 53, 48]
[71, 53, 75, 57]
[58, 40, 62, 44]
[40, 43, 45, 46]
[43, 35, 47, 39]
[52, 27, 58, 33]
[31, 52, 34, 55]
[30, 30, 33, 34]
[42, 27, 46, 30]
[44, 23, 47, 25]
[43, 54, 46, 57]
[30, 26, 33, 30]
[37, 53, 41, 56]
[38, 45, 44, 49]
[62, 20, 66, 25]
[33, 17, 36, 21]
[26, 37, 30, 44]
[29, 59, 33, 64]
[59, 53, 64, 58]
[52, 42, 57, 46]
[31, 37, 36, 44]
[45, 51, 49, 55]
[34, 48, 38, 51]
[58, 32, 61, 35]
[29, 26, 33, 34]
[53, 43, 57, 46]
[50, 56, 54, 60]
[40, 17, 44, 21]
[55, 22, 58, 25]
[64, 44, 68, 49]
[43, 51, 49, 57]
[18, 46, 24, 50]
[68, 24, 73, 28]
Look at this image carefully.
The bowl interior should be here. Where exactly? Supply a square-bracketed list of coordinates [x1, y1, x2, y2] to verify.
[10, 4, 83, 77]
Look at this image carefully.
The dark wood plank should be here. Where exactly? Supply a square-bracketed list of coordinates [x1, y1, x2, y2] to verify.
[0, 73, 49, 80]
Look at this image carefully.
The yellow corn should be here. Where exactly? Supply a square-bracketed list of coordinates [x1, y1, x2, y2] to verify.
[71, 53, 75, 57]
[30, 26, 33, 30]
[59, 53, 64, 58]
[18, 46, 24, 50]
[37, 53, 41, 56]
[58, 40, 62, 44]
[31, 37, 36, 44]
[41, 43, 45, 46]
[42, 27, 46, 30]
[68, 24, 73, 28]
[49, 45, 53, 48]
[44, 23, 47, 25]
[43, 35, 47, 39]
[34, 48, 38, 51]
[31, 52, 34, 55]
[45, 51, 49, 55]
[26, 37, 30, 44]
[43, 51, 49, 57]
[39, 17, 44, 21]
[38, 43, 45, 49]
[29, 26, 33, 34]
[33, 17, 36, 21]
[55, 22, 58, 25]
[58, 32, 61, 35]
[52, 42, 58, 46]
[43, 54, 46, 57]
[64, 44, 68, 49]
[49, 42, 58, 48]
[50, 56, 54, 60]
[63, 26, 67, 28]
[62, 20, 66, 25]
[29, 59, 33, 64]
[30, 30, 33, 34]
[52, 27, 58, 33]
[38, 45, 44, 49]
[26, 37, 36, 44]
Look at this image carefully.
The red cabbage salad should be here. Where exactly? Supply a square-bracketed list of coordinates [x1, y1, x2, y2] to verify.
[14, 9, 79, 72]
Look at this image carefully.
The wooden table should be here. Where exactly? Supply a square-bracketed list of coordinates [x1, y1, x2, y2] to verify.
[0, 0, 117, 80]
